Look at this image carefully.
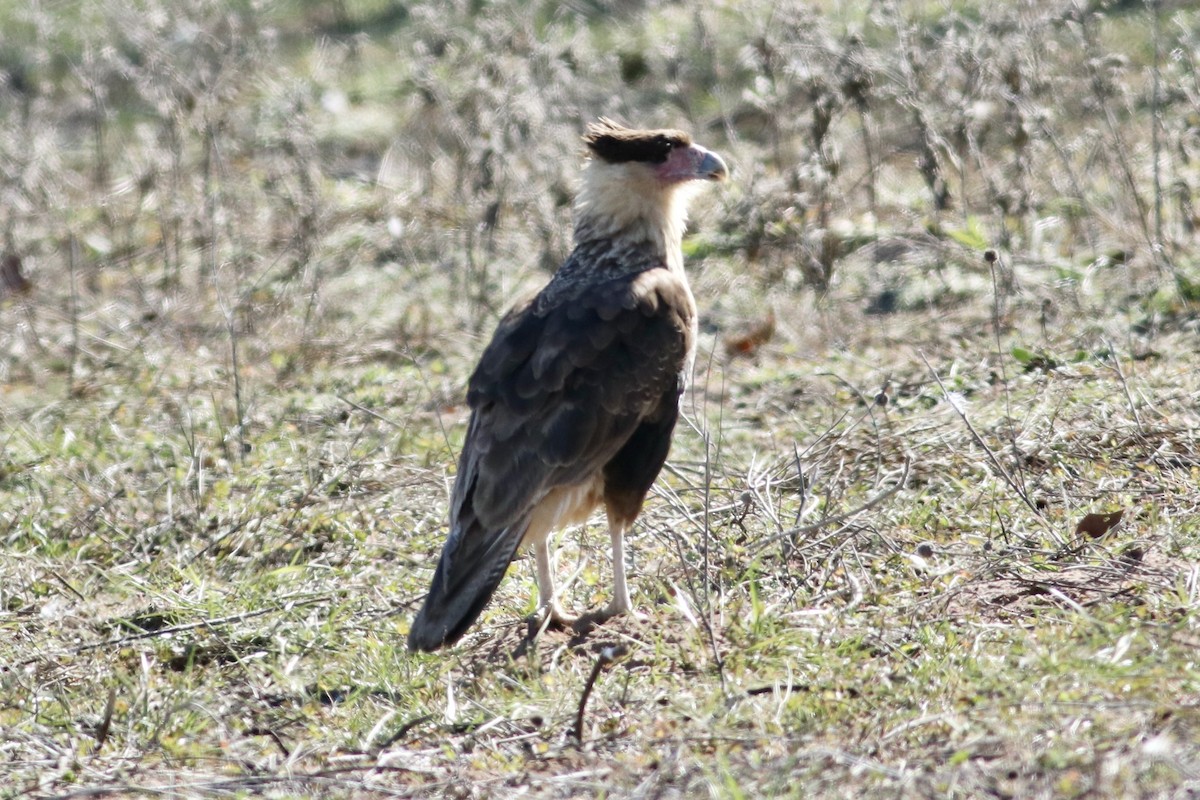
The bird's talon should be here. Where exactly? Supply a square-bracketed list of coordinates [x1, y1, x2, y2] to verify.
[599, 602, 645, 622]
[542, 606, 579, 630]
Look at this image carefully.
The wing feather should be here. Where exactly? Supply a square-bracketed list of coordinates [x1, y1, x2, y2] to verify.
[467, 268, 691, 524]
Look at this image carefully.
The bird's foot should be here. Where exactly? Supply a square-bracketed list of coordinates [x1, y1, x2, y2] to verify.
[538, 603, 579, 631]
[598, 601, 647, 623]
[530, 600, 646, 642]
[559, 602, 646, 641]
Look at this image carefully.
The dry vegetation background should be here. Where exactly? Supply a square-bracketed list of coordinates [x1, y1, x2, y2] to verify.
[2, 0, 1200, 797]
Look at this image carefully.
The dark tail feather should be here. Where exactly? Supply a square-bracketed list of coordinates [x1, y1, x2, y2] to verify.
[407, 520, 527, 652]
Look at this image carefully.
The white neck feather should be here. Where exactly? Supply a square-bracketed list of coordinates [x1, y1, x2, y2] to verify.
[573, 161, 699, 273]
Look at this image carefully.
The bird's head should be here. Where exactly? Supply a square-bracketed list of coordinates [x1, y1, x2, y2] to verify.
[582, 118, 728, 186]
[574, 119, 727, 258]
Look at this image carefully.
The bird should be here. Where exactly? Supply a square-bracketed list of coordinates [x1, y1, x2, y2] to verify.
[407, 119, 728, 652]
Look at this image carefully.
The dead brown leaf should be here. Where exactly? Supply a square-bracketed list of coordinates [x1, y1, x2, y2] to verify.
[1074, 509, 1125, 538]
[724, 309, 775, 357]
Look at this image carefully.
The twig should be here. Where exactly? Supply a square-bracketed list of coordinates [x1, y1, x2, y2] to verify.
[751, 456, 911, 556]
[35, 765, 454, 799]
[1149, 0, 1164, 253]
[572, 644, 627, 742]
[245, 726, 291, 757]
[47, 569, 87, 603]
[985, 249, 1030, 516]
[337, 394, 404, 429]
[375, 714, 434, 750]
[224, 301, 248, 461]
[746, 682, 810, 697]
[881, 710, 963, 742]
[92, 686, 116, 753]
[1104, 339, 1144, 435]
[66, 234, 80, 399]
[1, 592, 335, 672]
[680, 338, 728, 690]
[407, 350, 456, 459]
[918, 352, 1052, 532]
[1076, 4, 1164, 276]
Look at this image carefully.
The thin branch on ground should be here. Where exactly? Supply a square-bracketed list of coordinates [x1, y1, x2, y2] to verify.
[918, 352, 1055, 537]
[572, 644, 627, 742]
[751, 456, 911, 556]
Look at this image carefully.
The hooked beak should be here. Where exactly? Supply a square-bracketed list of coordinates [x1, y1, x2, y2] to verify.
[695, 147, 729, 182]
[655, 143, 730, 185]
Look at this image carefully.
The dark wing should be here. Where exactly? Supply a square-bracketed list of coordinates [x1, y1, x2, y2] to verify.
[407, 267, 694, 651]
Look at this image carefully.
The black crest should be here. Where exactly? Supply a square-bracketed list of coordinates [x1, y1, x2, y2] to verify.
[583, 118, 692, 165]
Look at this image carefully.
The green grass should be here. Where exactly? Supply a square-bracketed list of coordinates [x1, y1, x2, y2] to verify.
[3, 0, 1200, 797]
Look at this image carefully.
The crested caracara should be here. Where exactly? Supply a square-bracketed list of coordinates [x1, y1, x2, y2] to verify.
[408, 119, 728, 652]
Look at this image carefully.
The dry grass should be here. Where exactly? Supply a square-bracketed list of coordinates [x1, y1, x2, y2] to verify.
[2, 0, 1200, 798]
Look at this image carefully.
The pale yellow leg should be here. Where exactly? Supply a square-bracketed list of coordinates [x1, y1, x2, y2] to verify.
[603, 514, 643, 619]
[534, 536, 578, 626]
